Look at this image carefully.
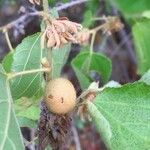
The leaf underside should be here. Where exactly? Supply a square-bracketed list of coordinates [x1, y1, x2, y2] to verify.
[88, 82, 150, 150]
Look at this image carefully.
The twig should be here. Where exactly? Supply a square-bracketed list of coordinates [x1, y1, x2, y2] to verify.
[0, 0, 88, 32]
[89, 24, 105, 53]
[24, 137, 38, 147]
[56, 0, 88, 11]
[8, 68, 50, 80]
[90, 31, 96, 54]
[0, 12, 39, 31]
[71, 121, 81, 150]
[42, 0, 53, 81]
[109, 0, 136, 65]
[118, 30, 136, 65]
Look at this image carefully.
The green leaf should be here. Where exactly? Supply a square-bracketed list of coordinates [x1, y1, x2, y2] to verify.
[142, 11, 150, 19]
[87, 101, 112, 147]
[11, 33, 44, 100]
[17, 117, 37, 128]
[139, 69, 150, 85]
[88, 82, 150, 150]
[2, 52, 14, 73]
[0, 64, 24, 149]
[52, 44, 71, 78]
[50, 7, 59, 19]
[71, 51, 112, 89]
[17, 105, 40, 121]
[15, 97, 40, 121]
[132, 20, 150, 74]
[82, 10, 93, 27]
[112, 0, 150, 18]
[45, 145, 52, 150]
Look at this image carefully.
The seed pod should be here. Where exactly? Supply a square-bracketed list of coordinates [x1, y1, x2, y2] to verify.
[45, 78, 76, 114]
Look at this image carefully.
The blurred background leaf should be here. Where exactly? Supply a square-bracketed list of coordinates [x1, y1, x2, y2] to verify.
[71, 51, 112, 89]
[112, 0, 150, 18]
[132, 20, 150, 74]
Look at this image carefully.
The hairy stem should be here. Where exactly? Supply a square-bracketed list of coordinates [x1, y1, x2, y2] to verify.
[43, 0, 49, 13]
[4, 29, 14, 52]
[90, 31, 96, 54]
[42, 0, 53, 81]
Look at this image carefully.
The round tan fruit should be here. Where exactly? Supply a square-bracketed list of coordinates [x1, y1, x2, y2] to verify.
[45, 78, 76, 114]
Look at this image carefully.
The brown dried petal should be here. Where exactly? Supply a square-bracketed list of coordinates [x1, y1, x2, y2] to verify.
[28, 0, 34, 4]
[47, 39, 55, 48]
[51, 24, 61, 47]
[58, 17, 69, 21]
[28, 0, 40, 5]
[52, 21, 66, 33]
[63, 32, 77, 43]
[76, 29, 90, 44]
[46, 27, 53, 38]
[82, 32, 90, 43]
[35, 0, 40, 5]
[59, 20, 79, 33]
[102, 17, 124, 34]
[60, 35, 68, 44]
[47, 34, 56, 48]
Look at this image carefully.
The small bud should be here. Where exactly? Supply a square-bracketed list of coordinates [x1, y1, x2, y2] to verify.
[41, 57, 50, 68]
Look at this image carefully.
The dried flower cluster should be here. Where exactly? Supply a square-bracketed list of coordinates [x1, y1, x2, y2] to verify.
[75, 28, 90, 44]
[28, 0, 41, 5]
[42, 17, 83, 48]
[41, 16, 123, 49]
[102, 16, 124, 35]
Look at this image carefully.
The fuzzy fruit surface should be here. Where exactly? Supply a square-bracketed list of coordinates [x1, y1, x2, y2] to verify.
[45, 78, 76, 114]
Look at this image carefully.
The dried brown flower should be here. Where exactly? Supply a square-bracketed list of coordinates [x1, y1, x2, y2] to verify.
[75, 28, 90, 44]
[43, 17, 82, 48]
[102, 16, 124, 35]
[28, 0, 41, 5]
